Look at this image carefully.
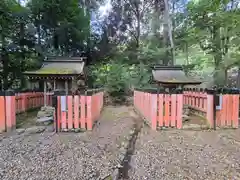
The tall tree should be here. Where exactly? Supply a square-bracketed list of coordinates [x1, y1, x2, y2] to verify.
[187, 0, 240, 86]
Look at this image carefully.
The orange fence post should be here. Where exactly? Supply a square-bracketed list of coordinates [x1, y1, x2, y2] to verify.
[171, 94, 177, 127]
[232, 94, 239, 128]
[151, 93, 157, 130]
[0, 92, 6, 132]
[176, 94, 183, 129]
[57, 96, 61, 131]
[164, 94, 170, 127]
[74, 95, 79, 129]
[22, 93, 27, 112]
[5, 91, 16, 131]
[80, 95, 86, 129]
[226, 95, 232, 126]
[86, 95, 92, 130]
[67, 95, 73, 129]
[206, 93, 214, 128]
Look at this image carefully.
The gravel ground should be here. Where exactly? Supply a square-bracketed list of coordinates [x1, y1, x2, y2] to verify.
[129, 126, 240, 180]
[0, 106, 135, 180]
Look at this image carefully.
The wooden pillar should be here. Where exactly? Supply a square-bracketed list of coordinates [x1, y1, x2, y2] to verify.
[53, 79, 56, 90]
[44, 80, 47, 107]
[65, 80, 68, 95]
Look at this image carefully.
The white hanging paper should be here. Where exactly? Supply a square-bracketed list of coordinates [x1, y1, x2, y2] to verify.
[61, 96, 67, 111]
[216, 95, 222, 110]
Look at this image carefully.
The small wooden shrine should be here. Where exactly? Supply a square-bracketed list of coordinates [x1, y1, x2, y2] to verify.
[24, 56, 87, 106]
[151, 65, 202, 89]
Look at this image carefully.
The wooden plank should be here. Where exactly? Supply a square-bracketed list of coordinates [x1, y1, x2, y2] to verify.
[11, 95, 16, 128]
[86, 96, 92, 130]
[164, 94, 170, 127]
[74, 95, 79, 129]
[151, 94, 157, 130]
[206, 94, 214, 128]
[232, 95, 239, 128]
[176, 94, 183, 129]
[61, 96, 67, 130]
[226, 95, 232, 126]
[67, 96, 73, 129]
[5, 96, 13, 131]
[57, 96, 61, 131]
[80, 95, 86, 129]
[171, 94, 177, 127]
[158, 94, 164, 127]
[221, 95, 227, 126]
[0, 96, 6, 132]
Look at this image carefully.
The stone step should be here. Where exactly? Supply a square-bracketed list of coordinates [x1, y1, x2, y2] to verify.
[37, 116, 53, 123]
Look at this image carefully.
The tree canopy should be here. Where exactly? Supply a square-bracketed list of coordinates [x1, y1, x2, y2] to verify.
[1, 0, 240, 94]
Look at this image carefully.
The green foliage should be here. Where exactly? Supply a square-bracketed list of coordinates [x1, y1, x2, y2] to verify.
[1, 0, 240, 92]
[28, 0, 90, 54]
[89, 54, 152, 101]
[0, 0, 92, 90]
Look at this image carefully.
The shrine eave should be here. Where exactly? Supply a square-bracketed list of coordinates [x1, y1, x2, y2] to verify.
[25, 74, 80, 80]
[151, 65, 202, 86]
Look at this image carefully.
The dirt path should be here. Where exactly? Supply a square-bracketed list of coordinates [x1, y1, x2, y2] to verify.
[118, 110, 143, 179]
[0, 106, 138, 180]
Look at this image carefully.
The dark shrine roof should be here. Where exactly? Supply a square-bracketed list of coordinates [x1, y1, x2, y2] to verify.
[152, 65, 202, 85]
[24, 56, 86, 76]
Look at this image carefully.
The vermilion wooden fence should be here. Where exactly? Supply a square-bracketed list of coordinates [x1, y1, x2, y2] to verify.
[183, 91, 214, 127]
[0, 91, 54, 133]
[134, 90, 183, 130]
[15, 92, 53, 113]
[183, 89, 239, 128]
[55, 90, 104, 131]
[0, 91, 16, 132]
[215, 95, 239, 128]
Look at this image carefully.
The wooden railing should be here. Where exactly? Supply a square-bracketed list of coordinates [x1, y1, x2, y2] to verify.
[0, 91, 53, 133]
[55, 89, 104, 131]
[183, 89, 239, 128]
[134, 89, 183, 130]
[15, 92, 53, 114]
[134, 88, 239, 130]
[183, 91, 208, 117]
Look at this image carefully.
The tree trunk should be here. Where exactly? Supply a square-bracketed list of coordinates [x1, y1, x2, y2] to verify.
[153, 0, 160, 36]
[161, 0, 169, 65]
[163, 0, 175, 65]
[212, 24, 224, 86]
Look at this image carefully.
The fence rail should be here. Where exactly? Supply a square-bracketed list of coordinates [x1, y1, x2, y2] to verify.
[134, 90, 183, 130]
[0, 91, 54, 133]
[134, 88, 240, 130]
[15, 92, 53, 113]
[183, 90, 238, 128]
[0, 90, 104, 133]
[55, 90, 104, 131]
